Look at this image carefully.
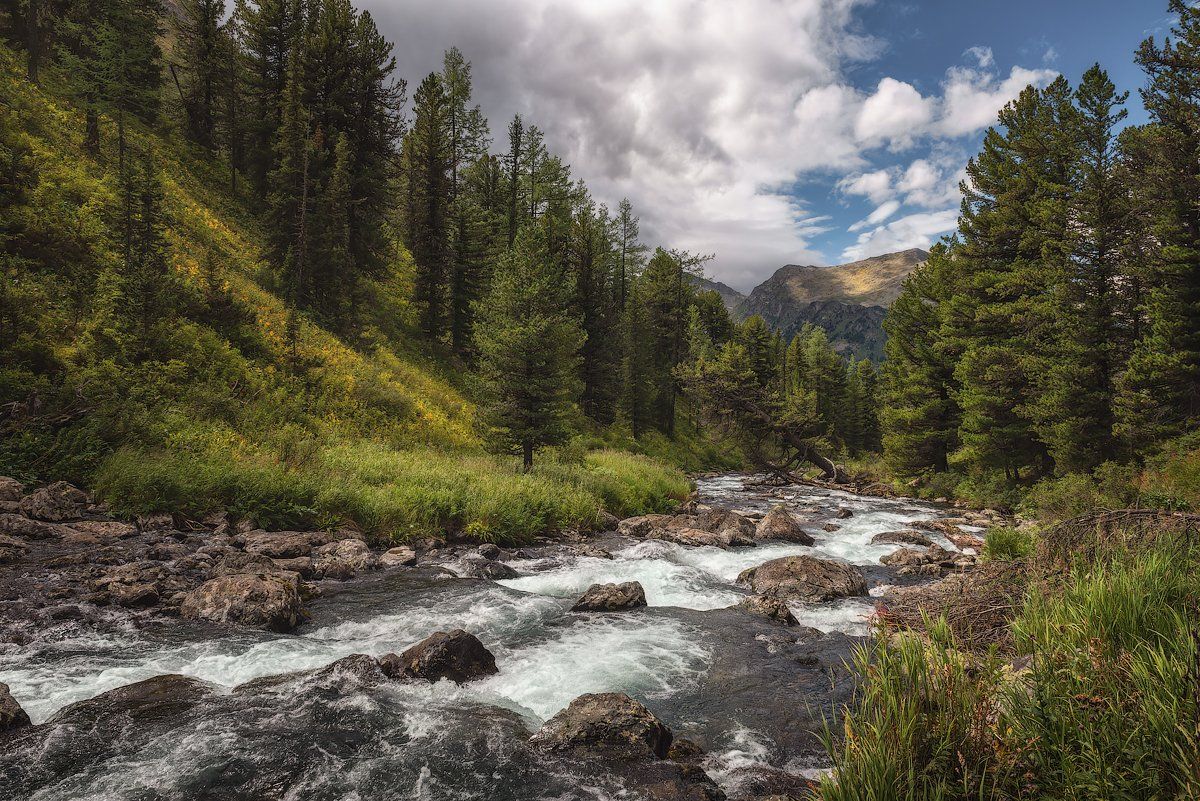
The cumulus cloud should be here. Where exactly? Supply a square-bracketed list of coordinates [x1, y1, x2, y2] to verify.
[849, 200, 902, 232]
[841, 208, 960, 262]
[360, 0, 1056, 287]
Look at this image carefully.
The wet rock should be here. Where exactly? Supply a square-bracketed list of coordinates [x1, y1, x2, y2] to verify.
[18, 481, 89, 522]
[180, 573, 305, 632]
[146, 541, 190, 561]
[531, 692, 673, 760]
[723, 766, 817, 801]
[833, 507, 853, 519]
[737, 556, 867, 603]
[66, 520, 139, 540]
[312, 538, 377, 579]
[871, 530, 933, 547]
[137, 512, 175, 532]
[736, 595, 799, 626]
[460, 557, 519, 580]
[668, 738, 706, 761]
[213, 551, 280, 576]
[597, 510, 621, 531]
[476, 543, 502, 560]
[242, 530, 334, 559]
[378, 629, 498, 683]
[272, 556, 315, 577]
[47, 674, 210, 727]
[576, 543, 613, 559]
[822, 523, 841, 533]
[0, 512, 73, 540]
[0, 534, 29, 563]
[618, 514, 671, 538]
[109, 582, 160, 608]
[379, 546, 418, 567]
[696, 509, 756, 539]
[880, 547, 926, 568]
[571, 581, 647, 612]
[0, 682, 31, 731]
[754, 507, 815, 545]
[650, 526, 753, 549]
[0, 477, 23, 502]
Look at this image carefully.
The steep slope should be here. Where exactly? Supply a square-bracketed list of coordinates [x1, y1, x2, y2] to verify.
[0, 48, 696, 542]
[737, 249, 929, 360]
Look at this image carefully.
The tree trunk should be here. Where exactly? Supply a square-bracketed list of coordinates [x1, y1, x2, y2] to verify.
[84, 109, 100, 156]
[26, 0, 41, 84]
[522, 442, 534, 473]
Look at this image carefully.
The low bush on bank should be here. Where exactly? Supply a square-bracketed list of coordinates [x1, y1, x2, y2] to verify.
[95, 441, 690, 544]
[822, 530, 1200, 801]
[980, 526, 1034, 562]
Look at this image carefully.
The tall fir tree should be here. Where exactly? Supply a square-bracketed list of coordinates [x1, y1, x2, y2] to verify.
[173, 0, 225, 151]
[404, 72, 451, 340]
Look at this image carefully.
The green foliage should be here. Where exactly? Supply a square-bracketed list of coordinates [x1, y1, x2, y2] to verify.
[980, 526, 1034, 562]
[824, 543, 1200, 801]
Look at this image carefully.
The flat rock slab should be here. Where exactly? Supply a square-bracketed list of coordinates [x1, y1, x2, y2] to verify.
[738, 555, 866, 603]
[571, 581, 648, 612]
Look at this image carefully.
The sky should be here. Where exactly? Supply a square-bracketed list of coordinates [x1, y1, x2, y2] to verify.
[363, 0, 1177, 291]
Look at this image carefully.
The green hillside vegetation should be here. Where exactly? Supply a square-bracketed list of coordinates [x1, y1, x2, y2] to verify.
[0, 42, 701, 543]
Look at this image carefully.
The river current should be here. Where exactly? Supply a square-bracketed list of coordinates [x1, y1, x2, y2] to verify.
[0, 475, 955, 800]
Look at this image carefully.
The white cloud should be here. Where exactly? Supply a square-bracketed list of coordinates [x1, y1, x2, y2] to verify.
[839, 169, 895, 205]
[360, 0, 1057, 287]
[855, 78, 936, 149]
[964, 46, 995, 69]
[897, 153, 967, 208]
[842, 208, 960, 262]
[849, 200, 902, 232]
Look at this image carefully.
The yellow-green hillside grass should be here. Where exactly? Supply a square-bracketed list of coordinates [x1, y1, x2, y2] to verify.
[2, 47, 695, 542]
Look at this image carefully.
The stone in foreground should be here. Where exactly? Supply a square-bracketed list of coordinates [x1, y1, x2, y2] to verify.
[379, 629, 498, 683]
[180, 572, 304, 632]
[737, 555, 867, 603]
[735, 594, 799, 626]
[871, 530, 933, 547]
[571, 581, 647, 612]
[18, 481, 89, 522]
[754, 506, 815, 545]
[531, 692, 673, 759]
[0, 682, 31, 731]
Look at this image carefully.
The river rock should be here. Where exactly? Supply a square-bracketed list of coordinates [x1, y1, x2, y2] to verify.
[213, 551, 281, 576]
[576, 543, 613, 559]
[754, 507, 815, 545]
[833, 507, 853, 519]
[531, 692, 673, 759]
[47, 674, 210, 727]
[735, 595, 799, 626]
[0, 512, 73, 540]
[312, 538, 377, 579]
[459, 557, 518, 580]
[137, 512, 175, 532]
[737, 556, 867, 603]
[871, 530, 933, 547]
[379, 546, 418, 567]
[18, 481, 88, 522]
[0, 682, 31, 731]
[0, 534, 29, 563]
[696, 509, 756, 538]
[476, 543, 502, 560]
[242, 530, 334, 559]
[180, 572, 305, 632]
[378, 629, 498, 683]
[67, 520, 139, 540]
[571, 581, 647, 612]
[618, 514, 671, 538]
[0, 477, 23, 502]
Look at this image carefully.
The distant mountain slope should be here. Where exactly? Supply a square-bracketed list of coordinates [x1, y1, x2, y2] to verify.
[693, 276, 747, 311]
[736, 248, 929, 361]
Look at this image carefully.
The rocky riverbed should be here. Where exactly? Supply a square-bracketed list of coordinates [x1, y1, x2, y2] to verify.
[0, 474, 1003, 800]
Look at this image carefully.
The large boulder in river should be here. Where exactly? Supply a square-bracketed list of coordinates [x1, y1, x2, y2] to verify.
[180, 572, 305, 632]
[0, 512, 73, 540]
[735, 595, 799, 626]
[0, 682, 31, 731]
[618, 514, 671, 538]
[459, 557, 519, 580]
[18, 481, 89, 522]
[531, 692, 673, 759]
[378, 629, 498, 683]
[312, 538, 377, 579]
[47, 674, 210, 727]
[871, 530, 933, 547]
[737, 556, 867, 603]
[571, 581, 647, 612]
[754, 506, 815, 545]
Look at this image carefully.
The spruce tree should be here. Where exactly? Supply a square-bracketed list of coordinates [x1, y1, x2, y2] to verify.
[173, 0, 225, 150]
[475, 226, 584, 471]
[404, 72, 451, 340]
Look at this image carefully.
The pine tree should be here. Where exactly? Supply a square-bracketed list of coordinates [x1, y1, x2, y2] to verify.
[475, 226, 584, 471]
[235, 0, 300, 202]
[1116, 2, 1200, 449]
[267, 59, 312, 310]
[119, 144, 174, 356]
[404, 72, 451, 340]
[505, 114, 525, 247]
[738, 315, 779, 389]
[173, 0, 225, 150]
[572, 198, 622, 424]
[615, 197, 646, 307]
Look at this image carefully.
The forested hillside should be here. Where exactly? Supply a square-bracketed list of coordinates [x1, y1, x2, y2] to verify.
[0, 0, 772, 542]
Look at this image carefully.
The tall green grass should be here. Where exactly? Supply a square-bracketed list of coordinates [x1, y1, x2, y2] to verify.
[821, 543, 1200, 800]
[95, 442, 690, 544]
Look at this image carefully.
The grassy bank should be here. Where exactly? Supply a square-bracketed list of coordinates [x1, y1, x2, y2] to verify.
[820, 515, 1200, 800]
